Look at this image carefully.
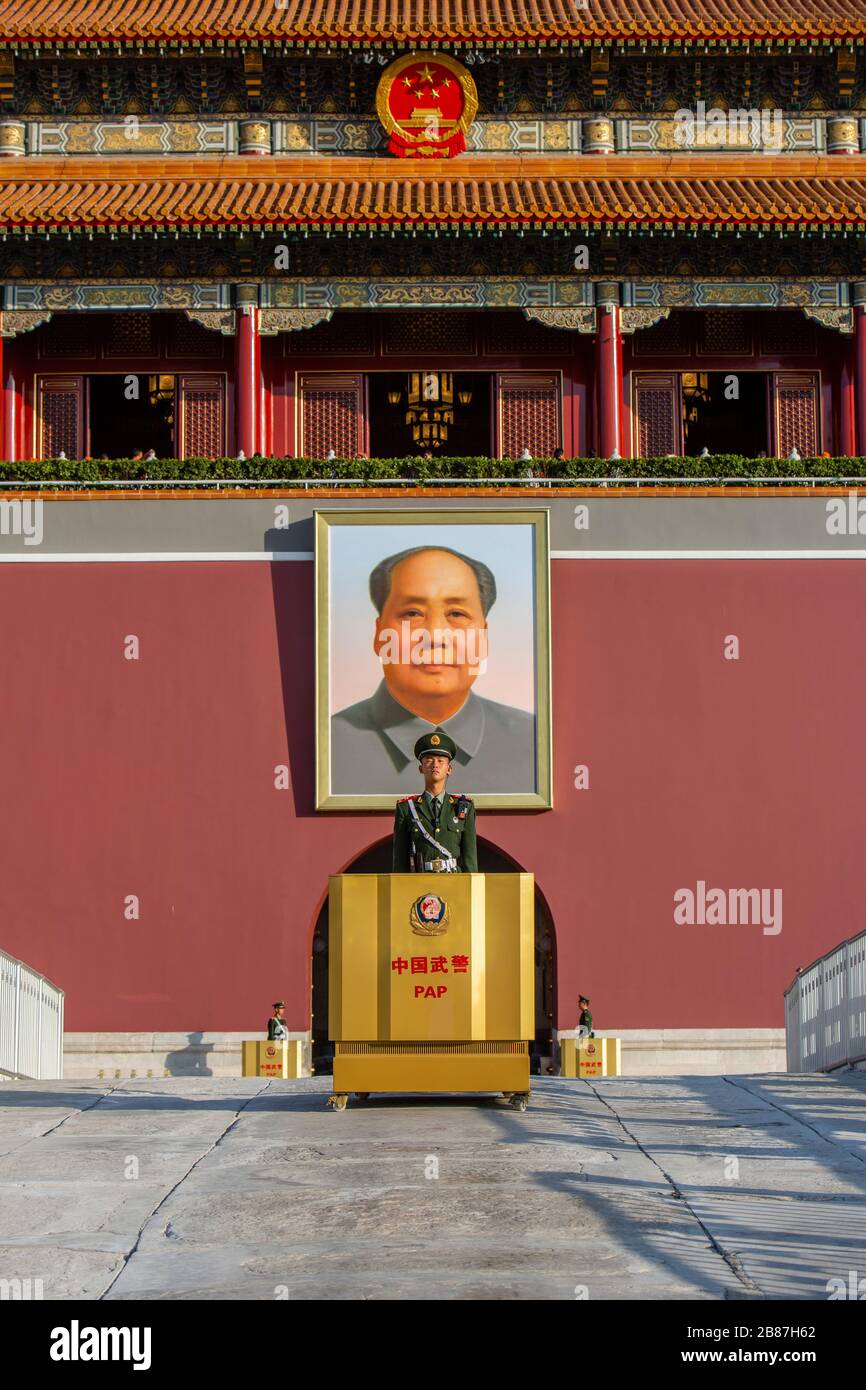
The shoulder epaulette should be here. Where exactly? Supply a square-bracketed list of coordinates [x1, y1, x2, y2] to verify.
[397, 794, 420, 803]
[451, 794, 473, 802]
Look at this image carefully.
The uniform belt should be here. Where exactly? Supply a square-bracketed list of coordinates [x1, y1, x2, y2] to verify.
[423, 857, 457, 872]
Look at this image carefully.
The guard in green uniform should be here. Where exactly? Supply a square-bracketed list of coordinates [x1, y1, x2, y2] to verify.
[267, 1002, 288, 1041]
[392, 729, 478, 873]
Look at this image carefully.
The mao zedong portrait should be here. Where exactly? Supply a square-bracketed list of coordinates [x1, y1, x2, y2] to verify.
[330, 544, 535, 794]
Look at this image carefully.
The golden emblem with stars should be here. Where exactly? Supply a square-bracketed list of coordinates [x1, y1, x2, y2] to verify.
[376, 53, 478, 159]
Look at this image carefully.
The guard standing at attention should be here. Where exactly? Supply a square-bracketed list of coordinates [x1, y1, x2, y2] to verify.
[267, 1002, 288, 1041]
[392, 730, 478, 873]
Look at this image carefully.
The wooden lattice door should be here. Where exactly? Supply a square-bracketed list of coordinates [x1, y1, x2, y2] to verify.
[496, 373, 561, 459]
[38, 375, 85, 460]
[632, 373, 683, 458]
[178, 375, 225, 459]
[772, 372, 819, 457]
[299, 374, 367, 459]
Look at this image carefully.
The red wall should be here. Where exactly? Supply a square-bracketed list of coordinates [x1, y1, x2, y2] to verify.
[1, 558, 863, 1033]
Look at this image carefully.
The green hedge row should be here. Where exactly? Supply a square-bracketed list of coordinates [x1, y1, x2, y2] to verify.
[2, 455, 866, 486]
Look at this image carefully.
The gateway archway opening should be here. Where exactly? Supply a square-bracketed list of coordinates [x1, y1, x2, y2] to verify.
[311, 839, 557, 1075]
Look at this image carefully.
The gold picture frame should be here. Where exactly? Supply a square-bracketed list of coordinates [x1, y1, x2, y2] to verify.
[315, 508, 552, 811]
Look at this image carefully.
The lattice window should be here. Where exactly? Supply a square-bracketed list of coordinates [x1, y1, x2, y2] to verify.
[38, 376, 84, 459]
[774, 373, 819, 457]
[633, 312, 690, 357]
[497, 374, 560, 458]
[285, 314, 376, 356]
[38, 314, 98, 359]
[633, 373, 682, 457]
[300, 374, 365, 458]
[171, 315, 224, 358]
[697, 311, 752, 356]
[482, 314, 566, 356]
[383, 312, 476, 356]
[104, 313, 157, 359]
[178, 375, 224, 459]
[760, 314, 816, 357]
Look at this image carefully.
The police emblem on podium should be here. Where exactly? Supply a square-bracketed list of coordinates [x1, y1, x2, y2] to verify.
[376, 54, 478, 159]
[410, 893, 450, 937]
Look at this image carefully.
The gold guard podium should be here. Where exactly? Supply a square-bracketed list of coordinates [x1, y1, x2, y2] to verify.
[327, 873, 534, 1111]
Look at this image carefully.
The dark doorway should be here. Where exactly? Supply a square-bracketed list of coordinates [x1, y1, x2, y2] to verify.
[310, 838, 557, 1075]
[682, 371, 769, 456]
[368, 372, 492, 457]
[88, 374, 175, 458]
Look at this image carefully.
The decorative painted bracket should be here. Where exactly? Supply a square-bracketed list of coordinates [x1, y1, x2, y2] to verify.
[0, 310, 53, 338]
[258, 309, 334, 335]
[620, 308, 672, 334]
[803, 306, 853, 335]
[184, 309, 236, 336]
[524, 308, 596, 333]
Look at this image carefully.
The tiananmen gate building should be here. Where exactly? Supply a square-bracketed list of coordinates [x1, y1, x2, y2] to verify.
[1, 3, 866, 1080]
[2, 1, 866, 460]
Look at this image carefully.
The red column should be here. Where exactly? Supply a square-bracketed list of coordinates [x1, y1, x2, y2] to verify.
[840, 352, 856, 458]
[596, 301, 622, 458]
[1, 336, 16, 464]
[856, 303, 866, 458]
[235, 301, 260, 457]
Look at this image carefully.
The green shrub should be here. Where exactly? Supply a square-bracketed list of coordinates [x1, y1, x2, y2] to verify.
[1, 455, 864, 487]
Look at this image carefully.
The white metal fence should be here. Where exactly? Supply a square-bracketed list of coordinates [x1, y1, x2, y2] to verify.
[785, 929, 866, 1073]
[0, 949, 64, 1079]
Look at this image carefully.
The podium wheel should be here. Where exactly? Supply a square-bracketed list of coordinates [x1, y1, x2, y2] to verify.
[355, 1092, 370, 1102]
[327, 1093, 349, 1111]
[510, 1094, 529, 1112]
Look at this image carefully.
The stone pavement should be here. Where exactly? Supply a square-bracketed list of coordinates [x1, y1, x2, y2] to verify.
[0, 1073, 864, 1300]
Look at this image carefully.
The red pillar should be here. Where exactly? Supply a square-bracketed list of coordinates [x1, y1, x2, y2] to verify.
[840, 351, 856, 458]
[235, 297, 260, 457]
[1, 335, 16, 464]
[596, 299, 622, 458]
[856, 302, 866, 458]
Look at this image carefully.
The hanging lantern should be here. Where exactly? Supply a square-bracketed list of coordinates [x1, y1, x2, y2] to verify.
[406, 371, 454, 445]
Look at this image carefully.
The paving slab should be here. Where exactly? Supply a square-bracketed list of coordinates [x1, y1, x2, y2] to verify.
[0, 1074, 863, 1300]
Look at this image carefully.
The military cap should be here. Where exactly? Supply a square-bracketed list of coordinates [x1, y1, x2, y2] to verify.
[414, 729, 456, 762]
[272, 1001, 286, 1010]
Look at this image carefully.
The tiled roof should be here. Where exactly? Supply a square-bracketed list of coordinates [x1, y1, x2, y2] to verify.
[0, 1, 864, 47]
[2, 157, 865, 230]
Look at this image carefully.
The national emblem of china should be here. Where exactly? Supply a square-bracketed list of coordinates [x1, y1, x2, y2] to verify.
[410, 894, 451, 937]
[376, 54, 478, 159]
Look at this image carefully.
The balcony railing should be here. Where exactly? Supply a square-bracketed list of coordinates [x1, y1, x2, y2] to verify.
[0, 948, 64, 1080]
[785, 929, 866, 1073]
